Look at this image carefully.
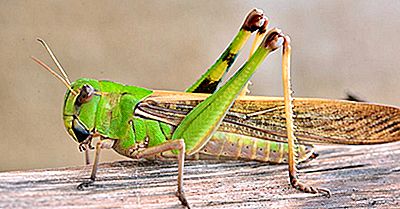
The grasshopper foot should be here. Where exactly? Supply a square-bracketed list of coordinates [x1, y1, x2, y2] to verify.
[290, 176, 331, 197]
[309, 151, 319, 160]
[77, 180, 95, 191]
[176, 190, 191, 209]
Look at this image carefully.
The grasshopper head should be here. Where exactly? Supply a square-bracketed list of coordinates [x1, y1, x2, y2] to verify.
[63, 78, 101, 145]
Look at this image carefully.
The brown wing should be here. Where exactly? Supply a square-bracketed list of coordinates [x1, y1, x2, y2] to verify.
[135, 90, 400, 145]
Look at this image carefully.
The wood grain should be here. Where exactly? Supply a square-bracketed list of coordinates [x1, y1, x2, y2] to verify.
[1, 143, 399, 209]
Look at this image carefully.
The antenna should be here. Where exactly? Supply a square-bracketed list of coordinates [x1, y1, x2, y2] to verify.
[36, 38, 72, 84]
[31, 56, 77, 95]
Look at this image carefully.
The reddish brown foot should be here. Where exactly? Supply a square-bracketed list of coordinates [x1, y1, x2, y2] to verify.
[77, 179, 95, 191]
[290, 174, 331, 197]
[176, 190, 191, 209]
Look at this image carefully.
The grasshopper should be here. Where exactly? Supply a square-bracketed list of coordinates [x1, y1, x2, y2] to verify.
[32, 9, 400, 208]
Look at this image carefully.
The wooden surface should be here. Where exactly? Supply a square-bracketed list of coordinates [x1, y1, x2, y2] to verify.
[1, 143, 399, 209]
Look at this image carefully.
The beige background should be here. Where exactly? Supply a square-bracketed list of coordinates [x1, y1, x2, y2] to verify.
[1, 1, 399, 171]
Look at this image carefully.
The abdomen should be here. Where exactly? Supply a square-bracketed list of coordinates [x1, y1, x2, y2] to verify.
[161, 131, 314, 164]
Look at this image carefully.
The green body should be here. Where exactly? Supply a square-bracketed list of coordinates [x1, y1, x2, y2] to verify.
[64, 78, 313, 164]
[61, 20, 309, 164]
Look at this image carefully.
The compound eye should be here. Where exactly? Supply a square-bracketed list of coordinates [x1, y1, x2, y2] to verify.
[76, 84, 95, 105]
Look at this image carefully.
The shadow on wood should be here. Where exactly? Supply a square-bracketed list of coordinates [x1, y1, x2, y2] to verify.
[0, 143, 399, 208]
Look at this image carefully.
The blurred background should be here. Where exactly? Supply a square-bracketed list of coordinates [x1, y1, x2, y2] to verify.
[0, 0, 399, 171]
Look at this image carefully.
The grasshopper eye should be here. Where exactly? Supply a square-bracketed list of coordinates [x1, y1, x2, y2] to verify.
[76, 84, 95, 105]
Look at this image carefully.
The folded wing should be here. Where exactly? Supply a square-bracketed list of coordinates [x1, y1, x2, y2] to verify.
[136, 91, 400, 145]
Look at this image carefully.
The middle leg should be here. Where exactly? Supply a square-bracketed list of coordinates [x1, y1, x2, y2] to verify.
[129, 139, 189, 208]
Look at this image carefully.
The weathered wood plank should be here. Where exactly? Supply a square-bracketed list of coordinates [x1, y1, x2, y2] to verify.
[1, 143, 399, 208]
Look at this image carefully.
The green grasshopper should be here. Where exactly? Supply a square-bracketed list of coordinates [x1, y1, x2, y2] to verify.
[32, 9, 400, 208]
